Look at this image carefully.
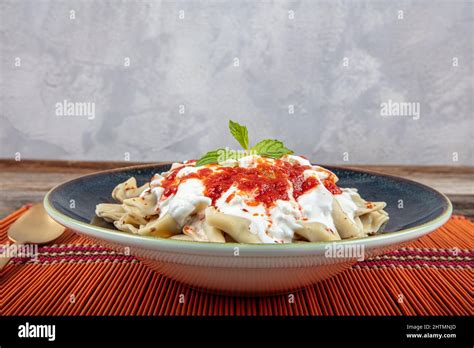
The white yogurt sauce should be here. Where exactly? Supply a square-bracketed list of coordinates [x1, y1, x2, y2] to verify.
[150, 155, 359, 243]
[334, 188, 359, 222]
[157, 178, 211, 226]
[297, 183, 336, 231]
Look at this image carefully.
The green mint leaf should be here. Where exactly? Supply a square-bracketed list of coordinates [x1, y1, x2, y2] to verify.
[229, 120, 249, 150]
[251, 139, 294, 159]
[195, 149, 225, 166]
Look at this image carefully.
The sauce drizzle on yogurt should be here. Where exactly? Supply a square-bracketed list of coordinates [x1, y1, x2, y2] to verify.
[157, 156, 342, 207]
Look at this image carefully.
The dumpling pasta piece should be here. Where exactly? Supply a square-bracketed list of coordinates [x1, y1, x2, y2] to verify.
[122, 192, 157, 217]
[112, 177, 149, 203]
[203, 222, 226, 243]
[332, 199, 365, 239]
[295, 221, 341, 242]
[137, 213, 181, 237]
[205, 207, 261, 243]
[95, 203, 126, 222]
[360, 210, 389, 235]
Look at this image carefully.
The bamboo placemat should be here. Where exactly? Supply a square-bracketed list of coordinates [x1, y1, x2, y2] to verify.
[1, 205, 472, 316]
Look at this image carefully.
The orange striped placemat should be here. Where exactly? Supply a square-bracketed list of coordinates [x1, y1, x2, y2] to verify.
[1, 205, 472, 316]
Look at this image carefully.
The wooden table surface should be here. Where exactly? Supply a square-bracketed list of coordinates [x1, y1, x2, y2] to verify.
[1, 160, 473, 219]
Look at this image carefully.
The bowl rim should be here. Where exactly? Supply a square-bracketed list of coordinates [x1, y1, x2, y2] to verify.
[43, 162, 453, 256]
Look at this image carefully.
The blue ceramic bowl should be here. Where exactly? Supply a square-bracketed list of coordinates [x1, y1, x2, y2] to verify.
[44, 164, 452, 295]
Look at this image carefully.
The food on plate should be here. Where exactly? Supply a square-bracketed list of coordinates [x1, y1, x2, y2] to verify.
[96, 121, 389, 243]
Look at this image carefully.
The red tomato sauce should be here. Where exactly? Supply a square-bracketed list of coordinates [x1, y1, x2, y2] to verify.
[158, 159, 342, 206]
[323, 179, 343, 195]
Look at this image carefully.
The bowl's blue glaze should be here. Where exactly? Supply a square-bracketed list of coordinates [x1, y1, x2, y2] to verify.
[48, 164, 449, 233]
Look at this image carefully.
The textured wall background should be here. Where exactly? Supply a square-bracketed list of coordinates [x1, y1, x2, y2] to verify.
[1, 0, 473, 165]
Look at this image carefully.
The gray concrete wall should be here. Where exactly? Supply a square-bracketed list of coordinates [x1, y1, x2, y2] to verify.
[1, 0, 472, 165]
